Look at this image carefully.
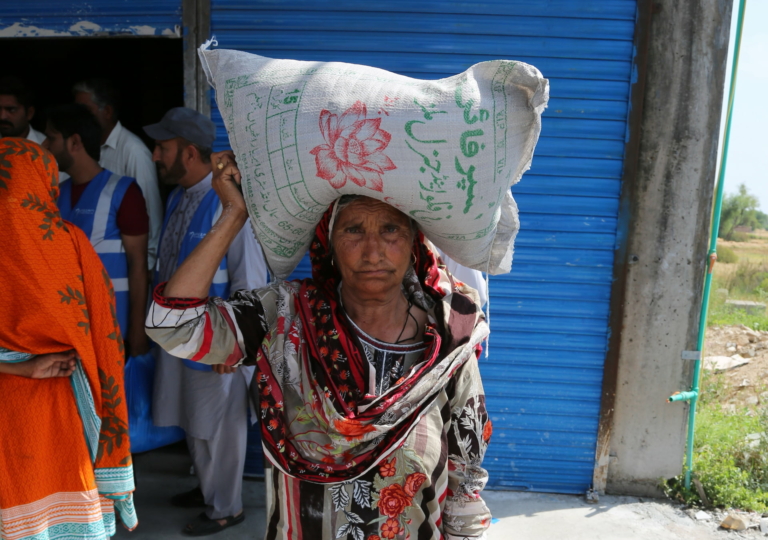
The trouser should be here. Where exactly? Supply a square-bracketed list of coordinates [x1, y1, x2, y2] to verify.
[186, 373, 250, 520]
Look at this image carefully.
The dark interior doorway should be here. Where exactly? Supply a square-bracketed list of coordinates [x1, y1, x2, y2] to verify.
[0, 37, 184, 149]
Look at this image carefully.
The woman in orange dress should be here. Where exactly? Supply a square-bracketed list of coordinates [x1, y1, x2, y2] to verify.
[0, 139, 137, 540]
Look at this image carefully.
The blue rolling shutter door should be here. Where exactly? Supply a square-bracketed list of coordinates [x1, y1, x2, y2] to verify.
[212, 1, 637, 492]
[0, 1, 180, 37]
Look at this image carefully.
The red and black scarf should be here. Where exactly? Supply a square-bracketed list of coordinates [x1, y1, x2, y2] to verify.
[254, 204, 484, 483]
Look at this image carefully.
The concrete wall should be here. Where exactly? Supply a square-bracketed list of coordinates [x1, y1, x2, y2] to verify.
[603, 0, 733, 496]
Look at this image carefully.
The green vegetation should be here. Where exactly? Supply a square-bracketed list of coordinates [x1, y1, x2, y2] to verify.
[663, 400, 768, 511]
[663, 350, 768, 510]
[715, 260, 768, 299]
[662, 228, 768, 511]
[731, 231, 750, 242]
[707, 263, 768, 330]
[757, 211, 768, 230]
[717, 245, 739, 264]
[719, 184, 763, 240]
[706, 297, 768, 331]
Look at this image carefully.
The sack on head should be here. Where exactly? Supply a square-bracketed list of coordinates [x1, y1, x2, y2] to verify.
[200, 44, 548, 279]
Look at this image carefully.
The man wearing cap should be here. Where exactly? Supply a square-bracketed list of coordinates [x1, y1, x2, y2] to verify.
[144, 107, 268, 536]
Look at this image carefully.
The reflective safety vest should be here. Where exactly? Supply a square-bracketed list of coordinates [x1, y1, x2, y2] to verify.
[156, 185, 230, 372]
[58, 170, 135, 336]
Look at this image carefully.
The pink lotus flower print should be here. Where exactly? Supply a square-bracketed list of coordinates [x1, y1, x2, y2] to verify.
[310, 101, 396, 192]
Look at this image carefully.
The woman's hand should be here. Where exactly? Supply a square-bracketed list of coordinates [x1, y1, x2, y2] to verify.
[212, 364, 237, 375]
[28, 351, 77, 378]
[163, 150, 249, 299]
[212, 150, 247, 217]
[0, 351, 78, 379]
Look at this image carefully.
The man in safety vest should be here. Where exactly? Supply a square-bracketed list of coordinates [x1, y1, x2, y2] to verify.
[73, 78, 163, 274]
[44, 103, 150, 358]
[144, 107, 268, 536]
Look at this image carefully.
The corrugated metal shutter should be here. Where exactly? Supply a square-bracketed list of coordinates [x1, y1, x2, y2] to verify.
[211, 0, 637, 493]
[0, 0, 181, 37]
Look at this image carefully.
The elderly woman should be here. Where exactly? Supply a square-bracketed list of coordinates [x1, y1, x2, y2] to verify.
[147, 151, 492, 540]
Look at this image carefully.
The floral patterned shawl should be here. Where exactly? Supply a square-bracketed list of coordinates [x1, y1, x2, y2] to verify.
[249, 204, 489, 483]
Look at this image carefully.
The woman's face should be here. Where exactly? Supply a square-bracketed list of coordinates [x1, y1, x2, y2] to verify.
[331, 197, 414, 301]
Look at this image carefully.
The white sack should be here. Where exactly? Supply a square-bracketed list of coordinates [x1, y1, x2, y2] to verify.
[199, 44, 548, 279]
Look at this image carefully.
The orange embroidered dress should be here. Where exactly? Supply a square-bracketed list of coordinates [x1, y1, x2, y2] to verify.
[0, 139, 137, 540]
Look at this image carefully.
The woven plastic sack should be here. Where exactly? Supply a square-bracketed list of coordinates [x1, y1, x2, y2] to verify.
[199, 43, 548, 279]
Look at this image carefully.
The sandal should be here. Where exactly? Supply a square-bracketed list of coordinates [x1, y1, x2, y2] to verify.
[182, 512, 246, 537]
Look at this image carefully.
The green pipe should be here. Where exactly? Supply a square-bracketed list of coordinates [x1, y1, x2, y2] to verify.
[667, 0, 747, 490]
[669, 391, 698, 403]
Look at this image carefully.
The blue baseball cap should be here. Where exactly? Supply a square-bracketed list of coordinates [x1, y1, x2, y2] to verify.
[143, 107, 215, 149]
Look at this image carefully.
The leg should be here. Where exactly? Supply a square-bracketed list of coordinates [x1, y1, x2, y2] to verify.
[186, 433, 212, 506]
[190, 372, 249, 521]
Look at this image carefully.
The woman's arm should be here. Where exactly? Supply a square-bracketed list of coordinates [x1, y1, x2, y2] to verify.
[164, 150, 248, 298]
[147, 151, 273, 367]
[0, 351, 77, 378]
[146, 286, 272, 367]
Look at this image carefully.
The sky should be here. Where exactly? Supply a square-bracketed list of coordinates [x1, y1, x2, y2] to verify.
[718, 0, 768, 212]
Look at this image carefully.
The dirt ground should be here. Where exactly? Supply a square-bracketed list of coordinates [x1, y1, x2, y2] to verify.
[704, 325, 768, 409]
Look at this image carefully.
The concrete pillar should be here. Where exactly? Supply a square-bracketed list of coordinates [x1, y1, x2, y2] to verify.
[599, 0, 733, 496]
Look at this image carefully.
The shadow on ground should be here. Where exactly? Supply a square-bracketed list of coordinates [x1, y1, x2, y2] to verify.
[114, 444, 266, 539]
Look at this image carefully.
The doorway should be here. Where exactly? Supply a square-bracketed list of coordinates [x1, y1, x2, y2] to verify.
[0, 37, 183, 152]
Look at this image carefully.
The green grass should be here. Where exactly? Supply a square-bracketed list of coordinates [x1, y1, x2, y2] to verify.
[662, 236, 768, 509]
[664, 265, 768, 509]
[719, 261, 768, 296]
[707, 300, 768, 330]
[707, 272, 768, 330]
[717, 245, 739, 264]
[663, 371, 768, 511]
[731, 231, 751, 243]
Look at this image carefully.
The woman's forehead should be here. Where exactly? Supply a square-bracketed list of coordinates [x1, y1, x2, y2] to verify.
[335, 197, 410, 225]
